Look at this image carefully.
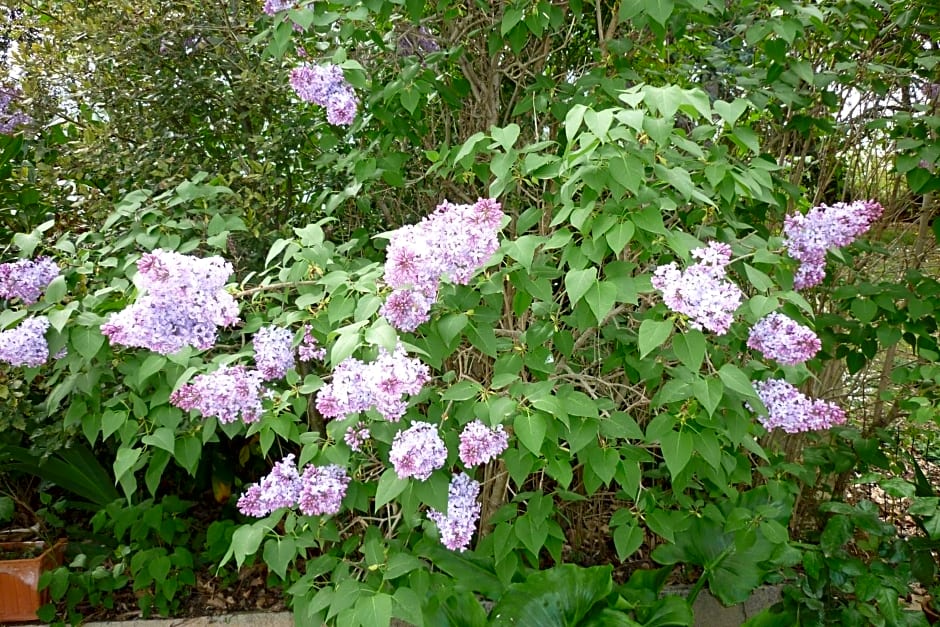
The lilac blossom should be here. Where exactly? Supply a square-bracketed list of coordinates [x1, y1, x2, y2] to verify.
[289, 63, 359, 126]
[0, 257, 59, 305]
[783, 200, 884, 290]
[344, 422, 371, 452]
[101, 250, 239, 354]
[389, 421, 447, 481]
[297, 464, 350, 516]
[170, 364, 266, 424]
[298, 325, 326, 361]
[458, 420, 509, 467]
[253, 325, 295, 380]
[0, 316, 50, 367]
[651, 241, 743, 335]
[315, 344, 429, 422]
[0, 83, 31, 134]
[236, 454, 301, 517]
[428, 473, 481, 552]
[747, 312, 821, 366]
[752, 378, 846, 433]
[262, 0, 295, 15]
[381, 198, 504, 331]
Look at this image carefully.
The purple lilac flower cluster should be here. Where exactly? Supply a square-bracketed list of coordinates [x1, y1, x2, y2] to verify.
[315, 344, 429, 421]
[783, 200, 884, 290]
[289, 63, 358, 126]
[253, 325, 294, 380]
[298, 325, 326, 361]
[752, 378, 846, 433]
[427, 473, 481, 552]
[237, 454, 350, 518]
[170, 364, 266, 424]
[389, 421, 447, 480]
[297, 464, 351, 516]
[262, 0, 295, 15]
[380, 198, 504, 332]
[0, 316, 50, 367]
[101, 250, 239, 355]
[651, 241, 743, 335]
[458, 420, 509, 467]
[344, 422, 371, 452]
[747, 312, 821, 366]
[0, 257, 59, 305]
[0, 83, 31, 134]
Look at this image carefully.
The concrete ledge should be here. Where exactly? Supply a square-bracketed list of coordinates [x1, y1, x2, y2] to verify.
[78, 612, 294, 627]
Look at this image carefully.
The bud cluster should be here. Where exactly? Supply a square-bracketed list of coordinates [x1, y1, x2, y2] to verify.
[380, 198, 504, 332]
[101, 250, 239, 355]
[315, 344, 429, 422]
[289, 63, 359, 126]
[783, 200, 884, 290]
[427, 473, 481, 552]
[747, 312, 821, 366]
[651, 242, 743, 335]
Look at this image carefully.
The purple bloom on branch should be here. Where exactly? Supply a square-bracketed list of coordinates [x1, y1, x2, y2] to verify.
[263, 0, 295, 15]
[298, 325, 326, 361]
[0, 82, 31, 134]
[170, 364, 266, 424]
[747, 312, 821, 366]
[389, 421, 447, 480]
[428, 473, 481, 552]
[783, 200, 884, 290]
[651, 241, 743, 335]
[236, 454, 301, 517]
[289, 63, 359, 126]
[297, 464, 350, 516]
[0, 257, 59, 305]
[0, 316, 51, 367]
[344, 422, 371, 452]
[752, 378, 846, 433]
[253, 325, 295, 380]
[458, 420, 509, 467]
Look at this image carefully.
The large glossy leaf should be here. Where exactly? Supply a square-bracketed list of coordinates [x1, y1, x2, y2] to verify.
[489, 564, 614, 626]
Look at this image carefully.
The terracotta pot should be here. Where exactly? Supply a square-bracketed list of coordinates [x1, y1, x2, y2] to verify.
[0, 540, 66, 623]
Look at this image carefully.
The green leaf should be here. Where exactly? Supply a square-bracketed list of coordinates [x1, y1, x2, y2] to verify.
[605, 221, 635, 254]
[613, 522, 644, 561]
[489, 564, 614, 627]
[565, 104, 588, 143]
[514, 412, 547, 454]
[645, 0, 675, 25]
[565, 268, 598, 306]
[174, 436, 201, 476]
[113, 446, 142, 484]
[356, 593, 393, 627]
[584, 281, 618, 324]
[142, 427, 176, 454]
[228, 523, 265, 568]
[713, 99, 749, 126]
[491, 123, 521, 151]
[718, 364, 758, 401]
[660, 430, 693, 477]
[639, 319, 673, 358]
[330, 332, 361, 365]
[672, 330, 705, 371]
[71, 326, 106, 360]
[263, 536, 296, 580]
[137, 354, 167, 386]
[375, 468, 408, 508]
[692, 377, 724, 416]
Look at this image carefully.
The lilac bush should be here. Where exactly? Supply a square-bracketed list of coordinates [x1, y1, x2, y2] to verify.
[0, 257, 59, 304]
[651, 241, 743, 335]
[783, 200, 884, 289]
[427, 473, 481, 552]
[0, 315, 51, 367]
[747, 312, 821, 366]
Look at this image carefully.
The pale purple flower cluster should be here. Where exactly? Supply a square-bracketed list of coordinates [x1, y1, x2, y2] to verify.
[458, 420, 509, 467]
[236, 454, 301, 516]
[344, 422, 371, 452]
[0, 257, 59, 304]
[651, 241, 743, 335]
[101, 250, 239, 354]
[783, 200, 884, 289]
[0, 83, 31, 134]
[170, 364, 266, 424]
[389, 421, 447, 480]
[315, 344, 429, 421]
[380, 198, 504, 331]
[253, 325, 294, 380]
[428, 473, 481, 552]
[297, 464, 351, 516]
[237, 454, 350, 518]
[747, 312, 821, 365]
[262, 0, 295, 15]
[0, 316, 50, 367]
[752, 378, 846, 433]
[298, 325, 326, 361]
[289, 63, 359, 126]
